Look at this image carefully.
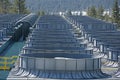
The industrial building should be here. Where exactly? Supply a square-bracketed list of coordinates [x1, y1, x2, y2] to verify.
[0, 14, 116, 80]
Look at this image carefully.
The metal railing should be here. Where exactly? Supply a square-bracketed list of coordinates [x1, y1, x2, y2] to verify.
[0, 56, 18, 70]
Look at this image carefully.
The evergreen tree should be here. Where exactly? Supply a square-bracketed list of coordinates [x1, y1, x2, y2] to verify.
[104, 13, 110, 21]
[38, 11, 45, 16]
[97, 5, 104, 20]
[12, 0, 29, 14]
[41, 11, 45, 16]
[112, 0, 120, 23]
[87, 6, 97, 18]
[87, 7, 91, 16]
[0, 0, 11, 14]
[66, 10, 72, 15]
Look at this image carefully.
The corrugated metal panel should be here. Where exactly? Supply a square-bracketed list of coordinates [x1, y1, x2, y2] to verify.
[28, 58, 34, 69]
[55, 59, 66, 71]
[45, 59, 55, 70]
[22, 57, 27, 69]
[86, 59, 93, 70]
[66, 60, 76, 71]
[77, 59, 85, 70]
[36, 58, 44, 70]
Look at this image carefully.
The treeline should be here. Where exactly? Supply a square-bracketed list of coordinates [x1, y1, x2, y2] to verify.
[26, 0, 118, 12]
[0, 0, 29, 14]
[87, 0, 120, 28]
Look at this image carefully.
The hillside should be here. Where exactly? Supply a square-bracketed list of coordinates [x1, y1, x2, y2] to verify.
[25, 0, 120, 12]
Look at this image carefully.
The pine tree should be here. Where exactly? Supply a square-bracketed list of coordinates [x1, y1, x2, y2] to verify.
[87, 6, 97, 18]
[104, 13, 110, 21]
[87, 7, 91, 16]
[12, 0, 30, 14]
[38, 11, 45, 16]
[0, 0, 11, 14]
[97, 5, 104, 20]
[67, 10, 72, 15]
[112, 0, 120, 23]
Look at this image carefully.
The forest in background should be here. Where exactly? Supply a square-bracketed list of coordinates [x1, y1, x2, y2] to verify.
[25, 0, 120, 12]
[0, 0, 120, 28]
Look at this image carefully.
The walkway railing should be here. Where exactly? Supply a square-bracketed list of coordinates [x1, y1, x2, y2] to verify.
[0, 56, 18, 70]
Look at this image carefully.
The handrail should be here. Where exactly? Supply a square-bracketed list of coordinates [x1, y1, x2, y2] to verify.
[0, 56, 18, 70]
